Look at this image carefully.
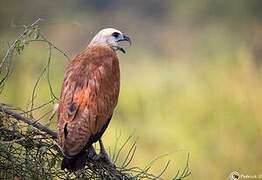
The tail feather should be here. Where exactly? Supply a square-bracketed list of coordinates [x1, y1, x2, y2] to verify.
[61, 150, 87, 172]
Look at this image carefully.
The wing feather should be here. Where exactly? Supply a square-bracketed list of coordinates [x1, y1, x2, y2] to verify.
[58, 46, 120, 156]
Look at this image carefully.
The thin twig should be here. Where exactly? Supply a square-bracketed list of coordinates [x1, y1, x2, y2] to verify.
[0, 18, 43, 70]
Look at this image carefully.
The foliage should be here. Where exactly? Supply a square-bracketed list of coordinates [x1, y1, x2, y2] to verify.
[0, 104, 190, 179]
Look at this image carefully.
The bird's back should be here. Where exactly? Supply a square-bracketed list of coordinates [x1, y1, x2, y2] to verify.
[58, 45, 120, 159]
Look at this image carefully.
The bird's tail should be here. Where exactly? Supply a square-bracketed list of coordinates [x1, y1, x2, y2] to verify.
[61, 150, 87, 172]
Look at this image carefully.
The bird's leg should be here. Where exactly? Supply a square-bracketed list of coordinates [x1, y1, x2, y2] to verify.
[95, 139, 115, 167]
[99, 139, 108, 157]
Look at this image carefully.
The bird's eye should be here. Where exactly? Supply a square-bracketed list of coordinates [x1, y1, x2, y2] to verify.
[112, 32, 120, 38]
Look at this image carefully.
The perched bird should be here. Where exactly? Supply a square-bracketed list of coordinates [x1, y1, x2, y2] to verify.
[57, 28, 131, 171]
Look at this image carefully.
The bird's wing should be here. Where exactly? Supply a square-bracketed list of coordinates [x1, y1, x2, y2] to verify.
[58, 47, 120, 156]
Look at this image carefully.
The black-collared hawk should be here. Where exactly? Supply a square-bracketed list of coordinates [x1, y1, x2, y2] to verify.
[57, 28, 131, 171]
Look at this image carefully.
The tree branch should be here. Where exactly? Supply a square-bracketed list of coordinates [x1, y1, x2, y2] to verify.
[0, 104, 57, 139]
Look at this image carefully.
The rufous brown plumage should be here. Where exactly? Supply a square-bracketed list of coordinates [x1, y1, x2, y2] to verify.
[57, 28, 131, 171]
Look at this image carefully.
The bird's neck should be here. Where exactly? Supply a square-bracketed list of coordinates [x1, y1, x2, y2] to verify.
[87, 43, 117, 54]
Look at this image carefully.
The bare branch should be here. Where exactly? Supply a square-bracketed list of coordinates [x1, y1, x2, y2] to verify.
[0, 104, 57, 138]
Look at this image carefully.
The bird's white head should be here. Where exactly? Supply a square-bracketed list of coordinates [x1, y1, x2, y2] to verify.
[89, 28, 131, 53]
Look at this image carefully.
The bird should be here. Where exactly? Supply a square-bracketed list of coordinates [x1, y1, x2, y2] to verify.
[57, 28, 131, 171]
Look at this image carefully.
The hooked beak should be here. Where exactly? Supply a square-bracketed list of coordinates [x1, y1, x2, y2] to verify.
[117, 34, 131, 54]
[122, 35, 131, 45]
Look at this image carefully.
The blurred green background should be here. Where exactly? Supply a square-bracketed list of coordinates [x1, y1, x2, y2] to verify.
[1, 0, 262, 179]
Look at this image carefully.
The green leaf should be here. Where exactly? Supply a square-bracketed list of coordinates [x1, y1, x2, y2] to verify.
[34, 28, 40, 40]
[28, 28, 35, 37]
